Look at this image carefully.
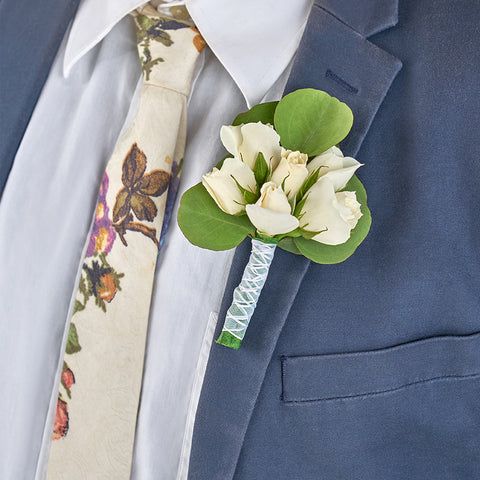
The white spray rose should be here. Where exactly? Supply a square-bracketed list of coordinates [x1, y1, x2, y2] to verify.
[270, 148, 309, 200]
[246, 182, 299, 236]
[202, 157, 256, 215]
[220, 122, 282, 170]
[307, 146, 362, 191]
[299, 177, 362, 245]
[336, 191, 363, 228]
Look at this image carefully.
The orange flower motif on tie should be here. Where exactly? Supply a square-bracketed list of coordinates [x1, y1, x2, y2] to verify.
[52, 176, 125, 441]
[191, 27, 206, 52]
[52, 397, 69, 440]
[98, 273, 117, 302]
[82, 257, 122, 310]
[61, 362, 75, 397]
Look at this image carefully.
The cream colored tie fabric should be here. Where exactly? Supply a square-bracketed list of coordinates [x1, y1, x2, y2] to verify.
[46, 5, 204, 478]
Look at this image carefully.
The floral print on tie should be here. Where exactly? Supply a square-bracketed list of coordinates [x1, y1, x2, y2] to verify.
[53, 145, 169, 439]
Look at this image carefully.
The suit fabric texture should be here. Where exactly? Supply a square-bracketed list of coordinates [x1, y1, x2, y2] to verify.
[189, 1, 480, 478]
[0, 0, 80, 198]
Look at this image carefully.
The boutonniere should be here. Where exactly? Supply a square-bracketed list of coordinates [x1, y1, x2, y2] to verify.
[178, 89, 371, 349]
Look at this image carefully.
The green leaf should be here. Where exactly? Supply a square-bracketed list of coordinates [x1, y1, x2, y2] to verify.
[274, 89, 353, 156]
[253, 152, 269, 185]
[152, 30, 173, 47]
[255, 234, 279, 244]
[232, 101, 279, 126]
[65, 323, 81, 355]
[216, 331, 242, 349]
[135, 14, 151, 31]
[277, 228, 303, 240]
[293, 175, 371, 264]
[78, 274, 87, 296]
[231, 176, 257, 205]
[72, 300, 85, 315]
[178, 183, 255, 250]
[293, 194, 308, 218]
[296, 168, 320, 203]
[288, 191, 296, 213]
[278, 237, 302, 255]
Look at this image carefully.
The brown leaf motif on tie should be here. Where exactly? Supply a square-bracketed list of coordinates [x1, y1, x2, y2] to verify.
[112, 142, 170, 248]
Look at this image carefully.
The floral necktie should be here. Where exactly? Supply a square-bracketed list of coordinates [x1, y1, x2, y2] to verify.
[46, 4, 204, 478]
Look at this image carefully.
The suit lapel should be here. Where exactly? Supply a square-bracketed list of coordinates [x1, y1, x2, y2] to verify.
[286, 0, 403, 157]
[0, 0, 81, 198]
[189, 2, 402, 478]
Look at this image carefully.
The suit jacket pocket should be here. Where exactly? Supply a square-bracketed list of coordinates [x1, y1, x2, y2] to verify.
[281, 332, 480, 403]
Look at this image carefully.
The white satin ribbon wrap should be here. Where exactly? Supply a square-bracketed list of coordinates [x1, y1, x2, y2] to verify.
[221, 239, 276, 341]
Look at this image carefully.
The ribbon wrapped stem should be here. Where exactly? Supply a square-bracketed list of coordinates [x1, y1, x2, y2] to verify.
[216, 239, 276, 349]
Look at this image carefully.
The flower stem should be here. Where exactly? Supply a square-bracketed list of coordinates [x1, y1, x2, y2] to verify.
[216, 239, 276, 349]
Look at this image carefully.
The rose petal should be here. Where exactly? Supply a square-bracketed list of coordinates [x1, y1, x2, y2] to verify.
[202, 157, 256, 215]
[246, 204, 299, 236]
[308, 146, 362, 191]
[336, 191, 362, 228]
[271, 157, 308, 200]
[300, 178, 352, 245]
[257, 181, 291, 213]
[220, 125, 243, 157]
[237, 122, 282, 170]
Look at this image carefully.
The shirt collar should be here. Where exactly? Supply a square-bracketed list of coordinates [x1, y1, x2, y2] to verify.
[64, 0, 313, 107]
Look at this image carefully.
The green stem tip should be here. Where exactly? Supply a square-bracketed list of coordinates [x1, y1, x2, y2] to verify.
[216, 331, 242, 350]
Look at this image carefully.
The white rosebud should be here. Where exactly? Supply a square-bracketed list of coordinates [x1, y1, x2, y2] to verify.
[299, 177, 363, 245]
[270, 148, 309, 200]
[336, 191, 362, 228]
[202, 157, 256, 215]
[307, 146, 362, 191]
[220, 122, 282, 170]
[246, 182, 299, 236]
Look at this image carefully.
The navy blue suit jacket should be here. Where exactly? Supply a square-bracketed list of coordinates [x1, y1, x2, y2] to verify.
[0, 0, 80, 198]
[2, 1, 479, 478]
[189, 1, 480, 478]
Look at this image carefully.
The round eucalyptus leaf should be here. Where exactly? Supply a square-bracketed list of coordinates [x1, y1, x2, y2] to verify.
[277, 236, 302, 255]
[274, 89, 353, 156]
[293, 175, 371, 264]
[232, 101, 279, 126]
[178, 183, 255, 251]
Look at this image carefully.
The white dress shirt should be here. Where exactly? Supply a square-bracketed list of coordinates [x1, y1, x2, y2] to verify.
[0, 1, 312, 478]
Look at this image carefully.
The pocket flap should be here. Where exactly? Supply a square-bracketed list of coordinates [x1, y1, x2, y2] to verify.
[281, 333, 480, 403]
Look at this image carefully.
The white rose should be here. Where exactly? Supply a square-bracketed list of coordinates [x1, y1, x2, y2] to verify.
[202, 157, 257, 215]
[270, 148, 309, 200]
[336, 191, 363, 228]
[220, 122, 282, 171]
[307, 146, 362, 191]
[299, 177, 362, 245]
[246, 182, 299, 236]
